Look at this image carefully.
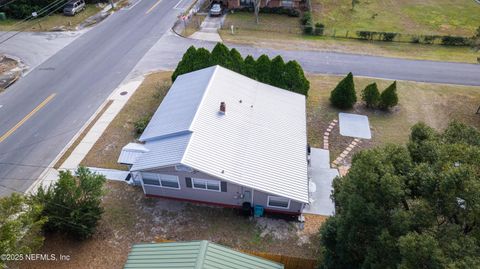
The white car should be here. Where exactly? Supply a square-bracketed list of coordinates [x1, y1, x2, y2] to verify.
[210, 4, 222, 17]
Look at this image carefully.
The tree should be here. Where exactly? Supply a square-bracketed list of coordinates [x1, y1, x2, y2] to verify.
[211, 43, 231, 67]
[34, 167, 106, 240]
[284, 60, 310, 96]
[472, 26, 480, 52]
[270, 55, 286, 89]
[255, 54, 272, 84]
[0, 193, 47, 267]
[361, 83, 380, 108]
[243, 55, 257, 79]
[330, 72, 356, 109]
[229, 48, 245, 74]
[319, 121, 480, 269]
[253, 0, 261, 24]
[172, 46, 197, 81]
[191, 47, 213, 70]
[379, 81, 399, 110]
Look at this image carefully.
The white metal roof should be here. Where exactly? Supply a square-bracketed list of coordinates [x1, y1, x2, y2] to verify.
[118, 143, 149, 165]
[130, 66, 309, 203]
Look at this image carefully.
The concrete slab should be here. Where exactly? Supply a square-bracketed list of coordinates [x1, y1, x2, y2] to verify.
[87, 167, 129, 181]
[338, 113, 372, 139]
[304, 148, 338, 216]
[310, 148, 330, 169]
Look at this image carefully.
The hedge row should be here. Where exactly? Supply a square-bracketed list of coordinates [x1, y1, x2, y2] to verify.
[172, 43, 310, 96]
[232, 7, 300, 17]
[355, 30, 471, 46]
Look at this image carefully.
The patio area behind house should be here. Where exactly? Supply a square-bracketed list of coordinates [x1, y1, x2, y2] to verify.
[304, 148, 337, 216]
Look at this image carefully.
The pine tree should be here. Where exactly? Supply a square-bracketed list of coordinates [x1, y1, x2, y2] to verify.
[243, 55, 257, 79]
[379, 81, 399, 110]
[255, 54, 272, 84]
[192, 47, 213, 70]
[229, 48, 245, 74]
[172, 46, 197, 81]
[361, 83, 380, 108]
[330, 72, 357, 109]
[211, 43, 231, 67]
[284, 60, 310, 96]
[270, 55, 287, 89]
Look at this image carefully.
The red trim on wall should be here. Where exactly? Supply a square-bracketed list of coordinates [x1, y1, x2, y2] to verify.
[144, 194, 301, 215]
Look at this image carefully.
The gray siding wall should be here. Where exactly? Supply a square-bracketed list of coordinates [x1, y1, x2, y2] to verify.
[139, 166, 304, 214]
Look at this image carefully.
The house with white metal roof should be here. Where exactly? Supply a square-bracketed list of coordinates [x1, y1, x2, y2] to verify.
[119, 65, 309, 214]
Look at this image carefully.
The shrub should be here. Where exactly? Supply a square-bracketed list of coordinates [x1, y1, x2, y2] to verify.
[361, 83, 380, 108]
[255, 54, 272, 84]
[379, 81, 398, 110]
[382, 32, 397, 42]
[134, 115, 151, 136]
[300, 11, 312, 25]
[270, 55, 287, 89]
[243, 55, 257, 79]
[410, 36, 420, 43]
[441, 36, 469, 46]
[287, 9, 300, 17]
[422, 35, 437, 44]
[34, 167, 106, 240]
[211, 43, 231, 67]
[284, 60, 310, 96]
[330, 72, 356, 109]
[229, 48, 245, 74]
[314, 23, 325, 36]
[304, 23, 314, 35]
[357, 31, 374, 40]
[172, 44, 310, 96]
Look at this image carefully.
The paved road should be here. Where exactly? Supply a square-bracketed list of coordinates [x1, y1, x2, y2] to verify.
[1, 5, 480, 196]
[0, 0, 192, 196]
[135, 34, 480, 86]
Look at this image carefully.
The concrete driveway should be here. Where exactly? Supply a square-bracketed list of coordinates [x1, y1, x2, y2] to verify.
[189, 14, 225, 42]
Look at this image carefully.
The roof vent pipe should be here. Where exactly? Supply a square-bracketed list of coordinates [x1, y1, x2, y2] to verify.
[219, 102, 226, 114]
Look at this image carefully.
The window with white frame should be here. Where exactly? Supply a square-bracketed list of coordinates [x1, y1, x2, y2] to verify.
[142, 172, 160, 186]
[192, 178, 220, 192]
[267, 196, 290, 209]
[142, 173, 180, 189]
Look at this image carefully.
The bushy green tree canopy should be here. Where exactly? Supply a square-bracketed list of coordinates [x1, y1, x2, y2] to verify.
[34, 167, 106, 240]
[330, 72, 356, 109]
[0, 193, 46, 267]
[319, 121, 480, 269]
[361, 83, 380, 108]
[379, 81, 399, 110]
[172, 43, 310, 96]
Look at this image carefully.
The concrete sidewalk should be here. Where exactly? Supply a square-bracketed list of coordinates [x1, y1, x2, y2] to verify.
[27, 76, 144, 192]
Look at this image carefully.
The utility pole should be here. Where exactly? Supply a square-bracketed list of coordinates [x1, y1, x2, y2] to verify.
[109, 0, 114, 9]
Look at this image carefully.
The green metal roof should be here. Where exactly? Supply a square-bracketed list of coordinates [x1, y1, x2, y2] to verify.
[124, 241, 284, 269]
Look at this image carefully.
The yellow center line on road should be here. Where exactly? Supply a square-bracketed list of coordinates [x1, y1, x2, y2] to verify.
[0, 93, 56, 143]
[145, 0, 162, 14]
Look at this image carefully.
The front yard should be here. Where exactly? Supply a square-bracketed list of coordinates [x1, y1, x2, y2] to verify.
[0, 4, 101, 31]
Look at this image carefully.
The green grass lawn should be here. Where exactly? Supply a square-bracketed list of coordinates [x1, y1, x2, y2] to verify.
[312, 0, 480, 36]
[220, 12, 480, 63]
[307, 74, 480, 149]
[0, 4, 101, 31]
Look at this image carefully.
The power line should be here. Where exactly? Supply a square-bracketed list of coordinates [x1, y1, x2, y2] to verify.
[0, 0, 70, 44]
[0, 0, 66, 37]
[0, 0, 20, 9]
